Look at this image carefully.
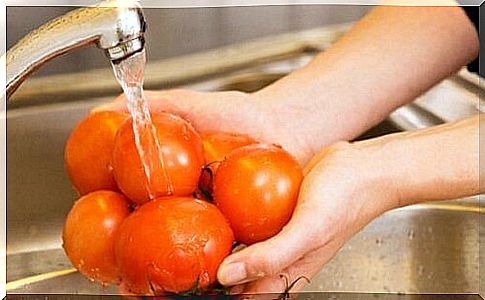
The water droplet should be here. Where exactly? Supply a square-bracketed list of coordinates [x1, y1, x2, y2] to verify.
[407, 229, 415, 240]
[418, 265, 424, 276]
[183, 124, 190, 141]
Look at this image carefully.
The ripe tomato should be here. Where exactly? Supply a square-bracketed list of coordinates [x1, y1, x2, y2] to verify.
[64, 111, 128, 195]
[115, 197, 234, 295]
[201, 131, 256, 164]
[213, 144, 303, 245]
[112, 113, 205, 204]
[198, 132, 256, 200]
[62, 190, 131, 284]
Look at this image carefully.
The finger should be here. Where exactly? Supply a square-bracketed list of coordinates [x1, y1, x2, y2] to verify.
[217, 198, 331, 287]
[238, 238, 344, 295]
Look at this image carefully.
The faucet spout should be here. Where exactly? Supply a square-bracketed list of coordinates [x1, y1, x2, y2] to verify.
[4, 0, 146, 100]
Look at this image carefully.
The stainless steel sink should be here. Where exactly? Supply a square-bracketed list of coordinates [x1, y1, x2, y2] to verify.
[6, 25, 484, 295]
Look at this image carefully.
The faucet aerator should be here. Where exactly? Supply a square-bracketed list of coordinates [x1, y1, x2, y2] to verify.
[106, 37, 145, 63]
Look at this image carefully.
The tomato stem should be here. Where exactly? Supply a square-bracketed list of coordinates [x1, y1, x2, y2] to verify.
[205, 160, 223, 168]
[197, 164, 219, 201]
[176, 275, 230, 296]
[276, 274, 311, 300]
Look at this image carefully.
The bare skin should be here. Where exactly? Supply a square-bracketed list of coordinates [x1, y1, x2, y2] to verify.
[98, 0, 480, 294]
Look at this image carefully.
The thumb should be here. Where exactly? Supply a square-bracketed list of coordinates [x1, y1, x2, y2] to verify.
[217, 205, 326, 286]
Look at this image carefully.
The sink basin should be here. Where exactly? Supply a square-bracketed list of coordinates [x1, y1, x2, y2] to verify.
[6, 26, 483, 295]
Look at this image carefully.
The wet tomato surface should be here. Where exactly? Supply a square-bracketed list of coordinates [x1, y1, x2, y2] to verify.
[201, 131, 255, 164]
[198, 132, 256, 199]
[62, 190, 131, 284]
[64, 111, 128, 195]
[62, 108, 304, 295]
[112, 113, 205, 204]
[213, 144, 303, 245]
[115, 197, 234, 295]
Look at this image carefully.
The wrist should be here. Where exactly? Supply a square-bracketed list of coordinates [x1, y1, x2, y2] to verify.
[303, 141, 400, 240]
[343, 140, 403, 213]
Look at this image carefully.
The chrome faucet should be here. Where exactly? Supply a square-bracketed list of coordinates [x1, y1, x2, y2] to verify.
[4, 0, 146, 100]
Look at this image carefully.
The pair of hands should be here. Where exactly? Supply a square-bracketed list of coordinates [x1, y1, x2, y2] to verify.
[96, 3, 481, 293]
[99, 89, 400, 294]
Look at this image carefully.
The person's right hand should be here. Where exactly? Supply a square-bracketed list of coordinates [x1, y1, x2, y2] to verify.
[217, 115, 481, 294]
[217, 140, 400, 294]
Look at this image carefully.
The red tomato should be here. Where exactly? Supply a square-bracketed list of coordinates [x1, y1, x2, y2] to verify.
[115, 197, 234, 295]
[201, 131, 256, 164]
[198, 132, 256, 200]
[213, 144, 303, 245]
[112, 113, 205, 204]
[64, 111, 128, 195]
[62, 190, 131, 284]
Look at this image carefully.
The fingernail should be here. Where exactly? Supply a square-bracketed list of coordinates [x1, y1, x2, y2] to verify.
[219, 262, 247, 285]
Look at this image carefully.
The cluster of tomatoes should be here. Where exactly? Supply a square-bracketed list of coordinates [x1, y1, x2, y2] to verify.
[62, 109, 303, 295]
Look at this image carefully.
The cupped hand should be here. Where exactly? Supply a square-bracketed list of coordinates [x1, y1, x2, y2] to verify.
[217, 141, 400, 294]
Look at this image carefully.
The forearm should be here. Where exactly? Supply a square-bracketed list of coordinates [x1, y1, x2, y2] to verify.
[257, 1, 478, 162]
[356, 114, 480, 208]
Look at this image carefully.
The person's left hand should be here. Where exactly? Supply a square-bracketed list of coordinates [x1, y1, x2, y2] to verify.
[217, 141, 400, 294]
[95, 89, 318, 165]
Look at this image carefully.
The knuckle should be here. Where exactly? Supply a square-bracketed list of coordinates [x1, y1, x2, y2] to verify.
[247, 254, 283, 278]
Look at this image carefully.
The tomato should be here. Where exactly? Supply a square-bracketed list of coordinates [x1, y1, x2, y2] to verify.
[198, 132, 256, 200]
[112, 113, 205, 204]
[62, 190, 131, 284]
[115, 197, 234, 295]
[64, 111, 128, 195]
[201, 132, 256, 164]
[213, 144, 303, 245]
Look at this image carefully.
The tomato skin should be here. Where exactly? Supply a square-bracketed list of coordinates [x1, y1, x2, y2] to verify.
[201, 132, 256, 164]
[213, 144, 303, 245]
[112, 113, 205, 204]
[198, 132, 256, 200]
[64, 111, 128, 195]
[115, 197, 234, 295]
[62, 190, 131, 284]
